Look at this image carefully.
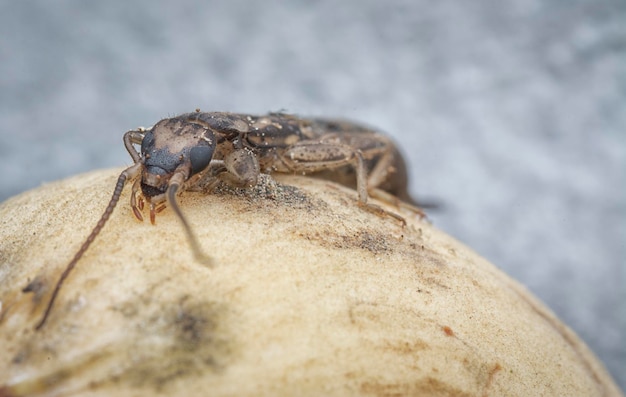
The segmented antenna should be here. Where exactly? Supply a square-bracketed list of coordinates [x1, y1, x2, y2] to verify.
[166, 183, 213, 266]
[35, 171, 130, 330]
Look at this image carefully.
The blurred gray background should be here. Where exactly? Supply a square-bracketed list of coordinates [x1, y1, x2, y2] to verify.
[0, 0, 624, 389]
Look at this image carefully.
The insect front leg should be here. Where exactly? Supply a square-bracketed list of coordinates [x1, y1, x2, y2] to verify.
[123, 128, 146, 163]
[123, 128, 148, 221]
[220, 148, 261, 188]
[188, 149, 261, 193]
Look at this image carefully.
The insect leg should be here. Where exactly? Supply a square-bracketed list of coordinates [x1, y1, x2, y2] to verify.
[364, 146, 395, 192]
[279, 141, 407, 225]
[220, 149, 260, 188]
[189, 151, 260, 192]
[123, 128, 150, 221]
[35, 162, 143, 330]
[360, 146, 426, 219]
[279, 142, 368, 203]
[123, 128, 146, 163]
[185, 160, 226, 193]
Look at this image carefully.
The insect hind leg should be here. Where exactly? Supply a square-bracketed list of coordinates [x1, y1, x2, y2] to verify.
[279, 141, 407, 225]
[279, 141, 368, 202]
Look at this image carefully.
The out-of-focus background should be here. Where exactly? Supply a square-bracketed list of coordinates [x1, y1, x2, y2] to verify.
[1, 1, 624, 389]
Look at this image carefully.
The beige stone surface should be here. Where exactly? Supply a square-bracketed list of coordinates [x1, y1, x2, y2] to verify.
[0, 168, 622, 396]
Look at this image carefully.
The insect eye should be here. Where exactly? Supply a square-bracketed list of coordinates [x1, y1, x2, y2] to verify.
[141, 131, 155, 154]
[189, 145, 214, 175]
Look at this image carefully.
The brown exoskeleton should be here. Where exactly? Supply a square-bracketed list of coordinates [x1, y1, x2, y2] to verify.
[34, 111, 424, 330]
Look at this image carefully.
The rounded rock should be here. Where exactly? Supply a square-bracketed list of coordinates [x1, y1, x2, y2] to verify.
[0, 169, 622, 396]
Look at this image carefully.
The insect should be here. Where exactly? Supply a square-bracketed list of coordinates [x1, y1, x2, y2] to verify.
[34, 111, 424, 330]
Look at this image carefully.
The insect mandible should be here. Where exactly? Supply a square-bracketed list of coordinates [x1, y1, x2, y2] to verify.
[34, 111, 423, 330]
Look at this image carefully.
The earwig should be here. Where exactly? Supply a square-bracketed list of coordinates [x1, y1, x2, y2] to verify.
[34, 111, 425, 330]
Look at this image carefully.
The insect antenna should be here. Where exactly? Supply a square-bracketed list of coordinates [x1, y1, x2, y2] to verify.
[167, 182, 213, 266]
[35, 165, 139, 330]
